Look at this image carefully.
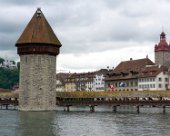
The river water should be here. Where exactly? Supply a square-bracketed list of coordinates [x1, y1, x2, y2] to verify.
[1, 106, 170, 136]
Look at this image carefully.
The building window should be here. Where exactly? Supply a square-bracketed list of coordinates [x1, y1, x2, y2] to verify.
[159, 84, 162, 88]
[147, 84, 149, 88]
[158, 78, 162, 81]
[142, 85, 144, 88]
[165, 84, 168, 89]
[165, 78, 168, 82]
[150, 84, 152, 88]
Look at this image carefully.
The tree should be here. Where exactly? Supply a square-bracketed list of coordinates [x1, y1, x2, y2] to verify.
[0, 57, 4, 64]
[0, 67, 19, 89]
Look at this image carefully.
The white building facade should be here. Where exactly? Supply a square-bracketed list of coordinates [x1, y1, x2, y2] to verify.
[138, 66, 169, 91]
[93, 74, 105, 91]
[0, 58, 17, 68]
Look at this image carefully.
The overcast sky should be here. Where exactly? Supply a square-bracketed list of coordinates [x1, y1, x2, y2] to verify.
[0, 0, 170, 72]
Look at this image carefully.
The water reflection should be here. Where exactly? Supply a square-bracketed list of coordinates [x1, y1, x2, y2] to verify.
[1, 107, 170, 136]
[18, 111, 59, 136]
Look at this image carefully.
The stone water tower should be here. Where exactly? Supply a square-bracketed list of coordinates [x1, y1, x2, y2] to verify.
[16, 8, 62, 111]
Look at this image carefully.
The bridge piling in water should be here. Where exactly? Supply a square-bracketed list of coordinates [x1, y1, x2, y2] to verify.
[163, 106, 166, 114]
[89, 105, 95, 112]
[113, 106, 117, 113]
[136, 106, 140, 114]
[64, 105, 70, 112]
[66, 105, 70, 112]
[5, 105, 8, 110]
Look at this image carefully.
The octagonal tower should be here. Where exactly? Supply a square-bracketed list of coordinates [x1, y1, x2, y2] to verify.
[16, 8, 62, 111]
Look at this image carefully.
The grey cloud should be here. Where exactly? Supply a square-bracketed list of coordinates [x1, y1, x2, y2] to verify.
[2, 0, 38, 5]
[46, 1, 101, 28]
[0, 21, 21, 33]
[0, 0, 169, 55]
[0, 36, 16, 51]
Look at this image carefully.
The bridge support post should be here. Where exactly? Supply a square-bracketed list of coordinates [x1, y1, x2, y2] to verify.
[89, 105, 95, 112]
[136, 106, 140, 114]
[5, 105, 8, 110]
[66, 106, 70, 112]
[163, 106, 166, 114]
[113, 106, 117, 113]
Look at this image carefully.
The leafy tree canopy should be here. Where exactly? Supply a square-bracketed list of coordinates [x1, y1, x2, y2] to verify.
[0, 57, 4, 64]
[0, 67, 19, 89]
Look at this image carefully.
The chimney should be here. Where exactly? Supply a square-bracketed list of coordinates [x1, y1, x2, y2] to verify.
[130, 58, 133, 61]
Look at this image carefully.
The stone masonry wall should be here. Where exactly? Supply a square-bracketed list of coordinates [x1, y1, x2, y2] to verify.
[19, 54, 56, 111]
[155, 51, 170, 66]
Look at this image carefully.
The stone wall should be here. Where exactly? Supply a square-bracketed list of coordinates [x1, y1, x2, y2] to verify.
[155, 51, 170, 66]
[19, 54, 56, 111]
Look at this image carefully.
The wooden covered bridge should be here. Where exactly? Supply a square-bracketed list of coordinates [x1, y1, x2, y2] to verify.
[1, 90, 170, 112]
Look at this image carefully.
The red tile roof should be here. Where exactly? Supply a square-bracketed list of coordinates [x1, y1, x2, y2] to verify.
[56, 73, 71, 85]
[114, 58, 154, 73]
[139, 65, 168, 78]
[155, 32, 170, 52]
[106, 58, 154, 81]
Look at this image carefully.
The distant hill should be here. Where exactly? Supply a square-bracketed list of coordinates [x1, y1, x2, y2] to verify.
[0, 67, 19, 89]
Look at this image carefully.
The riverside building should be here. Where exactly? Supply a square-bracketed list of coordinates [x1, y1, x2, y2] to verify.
[105, 32, 170, 91]
[138, 65, 169, 91]
[105, 58, 154, 91]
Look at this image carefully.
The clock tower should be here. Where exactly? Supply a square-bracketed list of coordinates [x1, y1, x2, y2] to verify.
[155, 32, 170, 66]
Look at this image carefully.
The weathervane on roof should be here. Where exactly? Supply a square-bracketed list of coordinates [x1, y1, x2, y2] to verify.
[36, 7, 42, 17]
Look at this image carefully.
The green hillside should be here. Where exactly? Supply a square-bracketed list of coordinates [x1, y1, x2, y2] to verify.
[0, 67, 19, 89]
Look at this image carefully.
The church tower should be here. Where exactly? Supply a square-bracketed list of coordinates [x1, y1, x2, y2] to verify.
[155, 32, 170, 66]
[15, 8, 62, 111]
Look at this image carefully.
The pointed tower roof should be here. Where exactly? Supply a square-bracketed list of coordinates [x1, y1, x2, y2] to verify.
[16, 8, 61, 47]
[155, 31, 170, 52]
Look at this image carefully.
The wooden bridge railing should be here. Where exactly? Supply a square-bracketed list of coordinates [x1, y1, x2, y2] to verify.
[56, 90, 170, 99]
